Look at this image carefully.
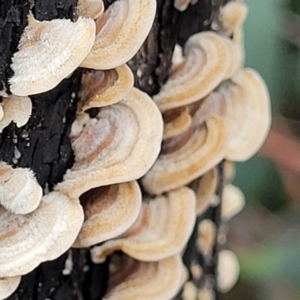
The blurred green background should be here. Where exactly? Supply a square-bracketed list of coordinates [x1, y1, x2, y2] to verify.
[225, 0, 300, 299]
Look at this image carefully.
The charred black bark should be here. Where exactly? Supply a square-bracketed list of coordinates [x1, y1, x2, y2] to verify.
[0, 0, 227, 299]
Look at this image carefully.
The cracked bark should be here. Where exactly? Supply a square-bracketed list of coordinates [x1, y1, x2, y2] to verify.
[0, 0, 227, 299]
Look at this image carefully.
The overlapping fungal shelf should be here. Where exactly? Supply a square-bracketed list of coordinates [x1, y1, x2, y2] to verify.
[0, 0, 271, 299]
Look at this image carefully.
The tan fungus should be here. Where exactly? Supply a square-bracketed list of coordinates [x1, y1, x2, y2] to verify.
[163, 106, 192, 140]
[91, 187, 196, 262]
[217, 250, 240, 293]
[103, 254, 183, 300]
[0, 106, 3, 122]
[223, 160, 236, 183]
[0, 162, 42, 214]
[0, 276, 21, 300]
[141, 115, 227, 195]
[190, 262, 203, 280]
[153, 31, 231, 112]
[0, 191, 84, 277]
[10, 15, 95, 96]
[224, 68, 271, 161]
[172, 44, 184, 66]
[189, 91, 227, 127]
[78, 64, 134, 112]
[198, 286, 215, 300]
[222, 184, 245, 221]
[174, 0, 192, 11]
[182, 281, 198, 300]
[222, 36, 244, 79]
[197, 219, 216, 258]
[73, 181, 142, 248]
[56, 88, 163, 198]
[0, 95, 32, 133]
[218, 1, 248, 36]
[191, 167, 218, 215]
[80, 0, 156, 70]
[77, 0, 104, 19]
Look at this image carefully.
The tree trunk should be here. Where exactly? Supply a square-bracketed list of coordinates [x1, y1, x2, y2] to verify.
[0, 0, 227, 299]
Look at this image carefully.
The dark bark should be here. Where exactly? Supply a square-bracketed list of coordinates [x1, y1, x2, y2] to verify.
[0, 0, 227, 299]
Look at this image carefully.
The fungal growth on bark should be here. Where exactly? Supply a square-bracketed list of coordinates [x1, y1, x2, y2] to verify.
[103, 254, 184, 300]
[80, 0, 157, 69]
[91, 187, 196, 262]
[0, 163, 42, 214]
[0, 0, 271, 299]
[78, 64, 134, 112]
[10, 15, 96, 96]
[73, 181, 142, 248]
[0, 95, 32, 133]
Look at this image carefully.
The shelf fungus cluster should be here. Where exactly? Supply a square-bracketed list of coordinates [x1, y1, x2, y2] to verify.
[0, 0, 271, 299]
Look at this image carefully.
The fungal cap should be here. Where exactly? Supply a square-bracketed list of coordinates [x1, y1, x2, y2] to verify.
[0, 95, 32, 132]
[141, 115, 227, 195]
[174, 0, 193, 11]
[80, 0, 157, 69]
[0, 163, 42, 214]
[10, 15, 96, 96]
[153, 31, 230, 112]
[73, 181, 142, 248]
[197, 219, 216, 258]
[219, 1, 248, 36]
[103, 254, 184, 300]
[191, 167, 218, 215]
[198, 285, 215, 300]
[0, 192, 84, 277]
[222, 184, 245, 221]
[224, 160, 236, 183]
[0, 105, 3, 121]
[57, 88, 163, 198]
[77, 0, 104, 19]
[163, 106, 192, 140]
[0, 276, 21, 300]
[91, 187, 196, 262]
[224, 68, 271, 161]
[217, 250, 240, 293]
[182, 281, 198, 300]
[78, 64, 134, 112]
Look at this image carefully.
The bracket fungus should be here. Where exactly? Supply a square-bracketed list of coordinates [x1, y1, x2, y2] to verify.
[197, 219, 216, 259]
[191, 167, 218, 215]
[141, 115, 227, 195]
[73, 181, 142, 248]
[222, 37, 245, 79]
[174, 0, 197, 12]
[0, 192, 83, 277]
[91, 187, 196, 262]
[0, 163, 42, 214]
[198, 284, 215, 300]
[80, 0, 157, 70]
[182, 281, 198, 300]
[217, 249, 240, 293]
[57, 88, 163, 198]
[153, 31, 231, 112]
[0, 276, 21, 300]
[77, 0, 104, 19]
[217, 1, 248, 36]
[9, 15, 96, 96]
[0, 106, 3, 122]
[162, 106, 192, 140]
[224, 68, 271, 161]
[222, 184, 245, 221]
[0, 95, 32, 133]
[103, 254, 184, 300]
[78, 64, 134, 112]
[188, 91, 227, 127]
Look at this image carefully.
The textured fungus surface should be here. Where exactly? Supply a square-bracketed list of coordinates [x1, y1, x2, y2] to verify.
[0, 0, 230, 299]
